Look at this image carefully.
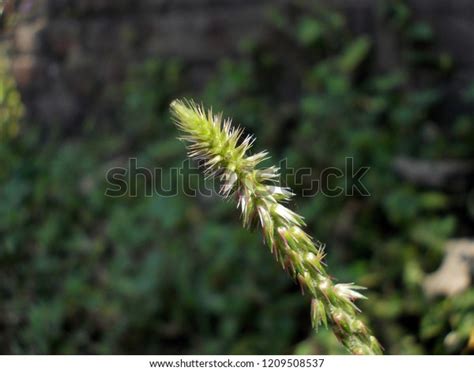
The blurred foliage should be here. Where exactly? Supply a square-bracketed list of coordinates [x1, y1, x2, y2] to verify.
[1, 0, 474, 355]
[0, 47, 22, 139]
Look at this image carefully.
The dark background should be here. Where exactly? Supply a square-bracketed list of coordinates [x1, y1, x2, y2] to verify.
[0, 0, 473, 354]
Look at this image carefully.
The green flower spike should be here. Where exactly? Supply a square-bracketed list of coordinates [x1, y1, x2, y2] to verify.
[170, 99, 382, 355]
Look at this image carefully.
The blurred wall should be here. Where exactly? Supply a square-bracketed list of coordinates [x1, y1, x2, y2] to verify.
[8, 0, 474, 127]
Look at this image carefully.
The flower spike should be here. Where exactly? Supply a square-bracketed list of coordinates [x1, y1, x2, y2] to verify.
[170, 99, 382, 355]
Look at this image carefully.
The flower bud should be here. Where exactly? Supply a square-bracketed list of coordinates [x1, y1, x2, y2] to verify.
[311, 298, 327, 329]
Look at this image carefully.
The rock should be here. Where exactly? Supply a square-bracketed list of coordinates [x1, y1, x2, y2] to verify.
[34, 82, 81, 125]
[13, 19, 46, 53]
[44, 19, 80, 58]
[393, 157, 474, 190]
[11, 54, 40, 88]
[423, 239, 474, 297]
[7, 0, 474, 129]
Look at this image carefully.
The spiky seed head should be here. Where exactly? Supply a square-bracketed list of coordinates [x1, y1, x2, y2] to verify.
[170, 99, 382, 355]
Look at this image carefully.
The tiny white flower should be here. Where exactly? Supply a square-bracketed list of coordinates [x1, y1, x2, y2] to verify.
[273, 204, 300, 225]
[334, 283, 367, 301]
[220, 171, 238, 196]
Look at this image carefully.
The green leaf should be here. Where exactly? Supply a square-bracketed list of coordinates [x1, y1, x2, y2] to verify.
[339, 37, 371, 73]
[297, 18, 323, 45]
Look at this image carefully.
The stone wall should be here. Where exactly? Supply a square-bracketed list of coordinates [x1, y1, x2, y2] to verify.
[8, 0, 474, 127]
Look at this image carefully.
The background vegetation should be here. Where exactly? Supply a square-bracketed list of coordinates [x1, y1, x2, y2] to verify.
[0, 0, 473, 354]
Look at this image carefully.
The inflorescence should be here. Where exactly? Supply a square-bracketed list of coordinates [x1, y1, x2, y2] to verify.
[170, 99, 382, 355]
